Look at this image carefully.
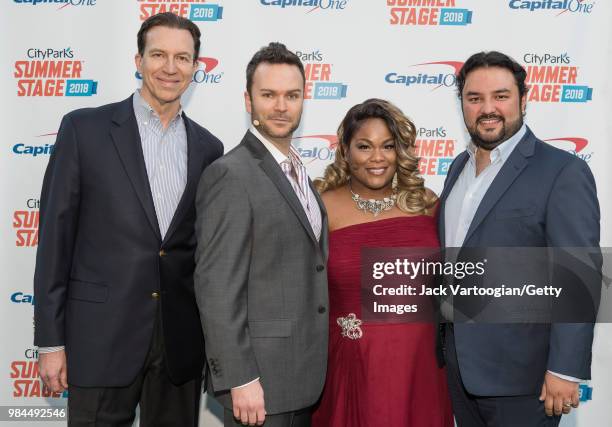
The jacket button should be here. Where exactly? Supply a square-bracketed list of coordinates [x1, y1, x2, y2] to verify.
[151, 292, 160, 299]
[159, 249, 166, 257]
[318, 305, 326, 314]
[316, 265, 325, 272]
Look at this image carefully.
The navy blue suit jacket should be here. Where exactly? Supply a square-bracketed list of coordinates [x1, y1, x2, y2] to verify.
[439, 127, 600, 396]
[33, 96, 223, 387]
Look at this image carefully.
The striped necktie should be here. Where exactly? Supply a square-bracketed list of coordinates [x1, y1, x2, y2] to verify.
[280, 147, 322, 241]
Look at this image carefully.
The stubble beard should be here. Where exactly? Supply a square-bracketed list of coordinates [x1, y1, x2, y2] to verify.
[251, 106, 302, 142]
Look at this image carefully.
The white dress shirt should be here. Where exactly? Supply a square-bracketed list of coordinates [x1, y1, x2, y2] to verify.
[444, 124, 580, 383]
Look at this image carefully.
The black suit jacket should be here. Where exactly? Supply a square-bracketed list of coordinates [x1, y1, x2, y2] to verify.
[33, 95, 223, 387]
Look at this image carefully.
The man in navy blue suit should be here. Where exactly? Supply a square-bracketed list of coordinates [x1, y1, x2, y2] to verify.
[439, 51, 600, 426]
[33, 12, 223, 426]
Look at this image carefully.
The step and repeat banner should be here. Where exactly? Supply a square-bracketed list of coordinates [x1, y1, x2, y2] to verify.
[1, 1, 610, 426]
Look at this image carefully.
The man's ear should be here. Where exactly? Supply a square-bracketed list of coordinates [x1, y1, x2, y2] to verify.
[134, 54, 142, 74]
[244, 90, 252, 114]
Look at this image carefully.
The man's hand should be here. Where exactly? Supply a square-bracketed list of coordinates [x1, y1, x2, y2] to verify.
[230, 379, 266, 426]
[539, 372, 579, 416]
[38, 350, 68, 393]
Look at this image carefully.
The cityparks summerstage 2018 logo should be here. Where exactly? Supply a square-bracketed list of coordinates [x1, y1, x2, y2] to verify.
[415, 126, 457, 175]
[508, 0, 594, 15]
[387, 0, 472, 26]
[296, 49, 348, 100]
[13, 48, 97, 97]
[522, 52, 592, 103]
[13, 198, 39, 248]
[137, 0, 223, 21]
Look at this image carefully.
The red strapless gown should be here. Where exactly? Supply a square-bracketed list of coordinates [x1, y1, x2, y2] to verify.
[312, 216, 453, 427]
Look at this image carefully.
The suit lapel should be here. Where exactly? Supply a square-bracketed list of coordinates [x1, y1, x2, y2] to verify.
[259, 154, 319, 245]
[162, 115, 206, 245]
[309, 180, 329, 259]
[438, 152, 469, 248]
[244, 131, 319, 246]
[110, 96, 161, 241]
[462, 130, 536, 245]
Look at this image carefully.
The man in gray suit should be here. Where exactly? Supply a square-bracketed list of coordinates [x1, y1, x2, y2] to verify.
[194, 43, 329, 427]
[439, 51, 600, 426]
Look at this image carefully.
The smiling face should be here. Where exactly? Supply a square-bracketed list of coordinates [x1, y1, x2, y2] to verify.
[135, 25, 197, 113]
[346, 118, 397, 195]
[245, 62, 304, 145]
[461, 66, 526, 150]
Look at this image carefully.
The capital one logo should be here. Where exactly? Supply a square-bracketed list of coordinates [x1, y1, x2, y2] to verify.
[293, 134, 337, 178]
[13, 0, 97, 9]
[259, 0, 349, 13]
[293, 134, 337, 165]
[135, 57, 224, 85]
[508, 0, 594, 15]
[544, 137, 592, 162]
[385, 61, 463, 91]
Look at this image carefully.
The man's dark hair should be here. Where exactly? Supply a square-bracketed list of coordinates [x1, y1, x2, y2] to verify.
[456, 51, 528, 99]
[137, 12, 201, 63]
[246, 42, 305, 95]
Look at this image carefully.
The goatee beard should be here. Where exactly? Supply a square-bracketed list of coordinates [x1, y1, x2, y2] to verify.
[469, 114, 523, 151]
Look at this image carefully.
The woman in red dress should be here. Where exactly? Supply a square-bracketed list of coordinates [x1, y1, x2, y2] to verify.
[312, 99, 453, 427]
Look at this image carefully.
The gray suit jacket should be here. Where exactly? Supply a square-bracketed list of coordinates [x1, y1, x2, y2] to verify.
[439, 126, 601, 396]
[194, 131, 329, 414]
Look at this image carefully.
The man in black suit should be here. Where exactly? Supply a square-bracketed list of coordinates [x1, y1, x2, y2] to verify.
[33, 12, 223, 426]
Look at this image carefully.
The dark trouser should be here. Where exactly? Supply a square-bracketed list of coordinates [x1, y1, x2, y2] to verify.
[67, 310, 202, 427]
[223, 407, 312, 427]
[444, 324, 561, 427]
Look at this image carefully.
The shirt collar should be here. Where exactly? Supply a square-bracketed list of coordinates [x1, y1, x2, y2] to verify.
[250, 125, 291, 165]
[467, 123, 527, 164]
[133, 89, 183, 127]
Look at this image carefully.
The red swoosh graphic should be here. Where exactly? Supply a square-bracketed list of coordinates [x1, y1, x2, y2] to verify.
[197, 57, 219, 73]
[413, 61, 464, 76]
[544, 137, 588, 152]
[557, 0, 584, 16]
[307, 6, 320, 13]
[293, 135, 338, 149]
[412, 61, 464, 91]
[36, 133, 58, 137]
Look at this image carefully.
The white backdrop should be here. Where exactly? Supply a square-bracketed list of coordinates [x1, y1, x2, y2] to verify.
[1, 0, 610, 425]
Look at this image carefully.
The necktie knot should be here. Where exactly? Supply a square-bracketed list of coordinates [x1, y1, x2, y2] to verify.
[281, 158, 293, 173]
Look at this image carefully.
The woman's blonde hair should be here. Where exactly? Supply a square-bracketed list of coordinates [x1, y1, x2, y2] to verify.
[314, 98, 436, 214]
